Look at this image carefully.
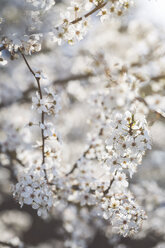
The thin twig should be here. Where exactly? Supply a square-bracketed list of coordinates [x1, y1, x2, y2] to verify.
[66, 143, 93, 176]
[70, 1, 108, 25]
[20, 51, 47, 175]
[66, 128, 103, 176]
[103, 179, 115, 195]
[151, 75, 165, 81]
[0, 146, 24, 168]
[103, 170, 117, 195]
[135, 97, 165, 119]
[53, 72, 93, 85]
[0, 241, 20, 248]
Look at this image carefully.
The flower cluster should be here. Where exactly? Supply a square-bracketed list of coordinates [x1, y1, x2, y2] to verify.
[0, 0, 134, 56]
[0, 35, 42, 59]
[105, 111, 151, 177]
[32, 88, 61, 116]
[13, 105, 151, 237]
[90, 73, 139, 122]
[53, 18, 89, 46]
[13, 164, 55, 218]
[53, 0, 134, 45]
[2, 1, 163, 247]
[101, 191, 146, 237]
[13, 84, 62, 217]
[41, 110, 151, 240]
[97, 0, 134, 23]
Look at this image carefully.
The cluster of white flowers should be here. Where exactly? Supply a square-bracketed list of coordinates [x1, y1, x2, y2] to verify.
[13, 85, 62, 217]
[13, 164, 55, 218]
[58, 111, 150, 237]
[100, 191, 147, 237]
[97, 0, 134, 23]
[70, 19, 165, 125]
[0, 0, 134, 56]
[105, 111, 151, 177]
[53, 18, 89, 46]
[12, 102, 151, 236]
[0, 34, 42, 59]
[53, 20, 165, 245]
[32, 88, 61, 116]
[53, 0, 134, 45]
[90, 73, 139, 123]
[2, 1, 164, 247]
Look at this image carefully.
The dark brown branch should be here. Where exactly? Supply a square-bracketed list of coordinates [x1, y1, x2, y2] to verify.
[103, 177, 115, 195]
[135, 97, 165, 119]
[151, 75, 165, 81]
[66, 128, 103, 176]
[66, 143, 93, 176]
[0, 241, 20, 248]
[21, 53, 35, 77]
[10, 151, 25, 167]
[0, 147, 23, 183]
[0, 145, 24, 167]
[20, 51, 46, 172]
[103, 170, 117, 195]
[53, 72, 93, 85]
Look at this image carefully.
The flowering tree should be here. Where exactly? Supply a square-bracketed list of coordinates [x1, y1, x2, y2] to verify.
[0, 1, 165, 248]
